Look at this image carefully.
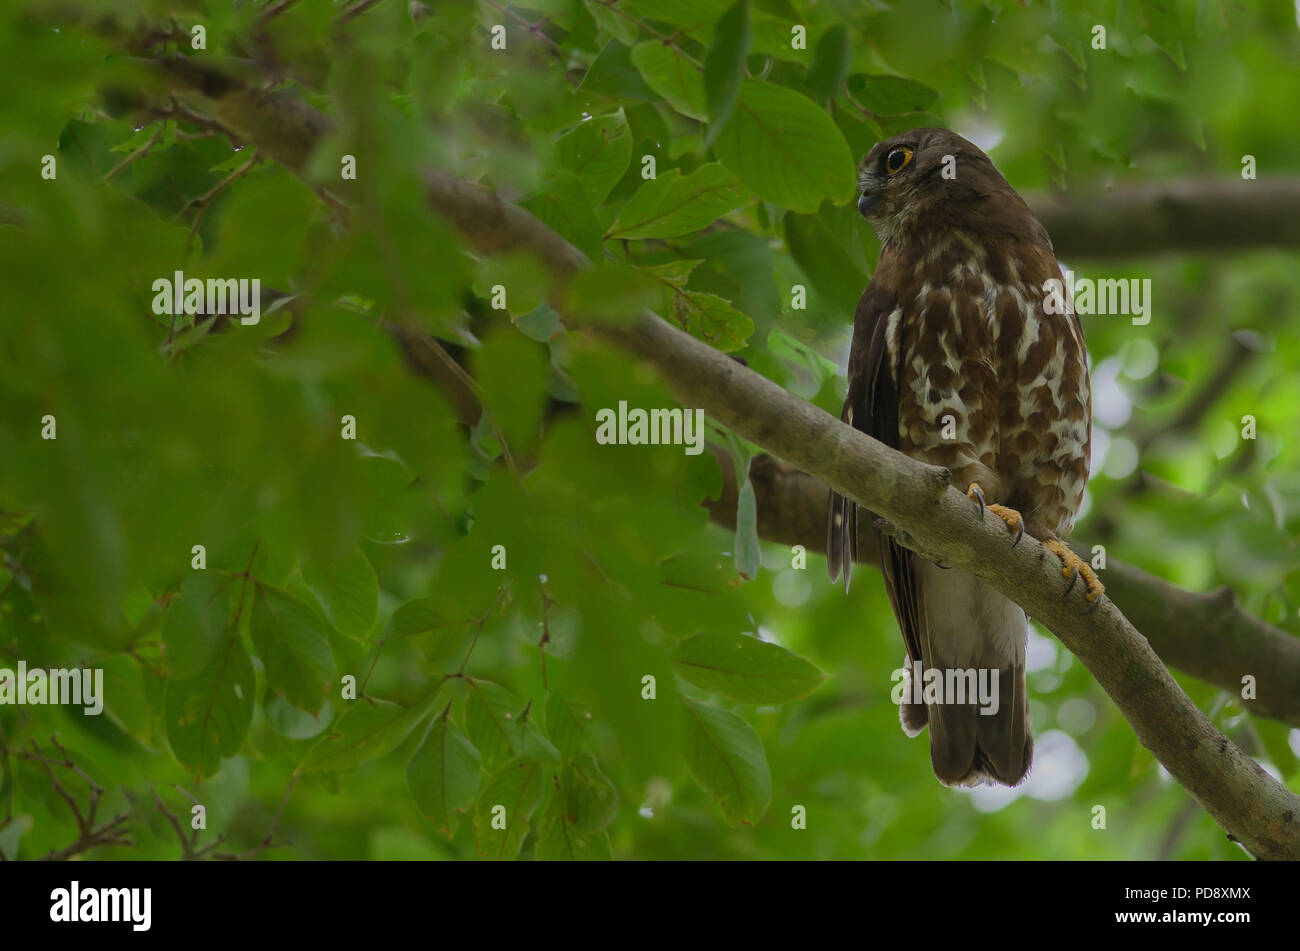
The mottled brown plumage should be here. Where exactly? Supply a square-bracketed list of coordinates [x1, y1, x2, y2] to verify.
[827, 129, 1095, 787]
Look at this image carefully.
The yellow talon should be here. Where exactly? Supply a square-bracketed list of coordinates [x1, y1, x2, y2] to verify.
[1045, 538, 1105, 604]
[967, 483, 1024, 545]
[987, 503, 1023, 537]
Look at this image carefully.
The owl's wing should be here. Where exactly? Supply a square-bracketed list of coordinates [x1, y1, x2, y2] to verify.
[826, 283, 922, 667]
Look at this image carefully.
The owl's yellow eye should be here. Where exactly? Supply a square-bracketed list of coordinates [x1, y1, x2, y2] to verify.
[885, 147, 913, 175]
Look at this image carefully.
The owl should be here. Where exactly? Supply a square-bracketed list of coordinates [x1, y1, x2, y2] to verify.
[827, 128, 1102, 787]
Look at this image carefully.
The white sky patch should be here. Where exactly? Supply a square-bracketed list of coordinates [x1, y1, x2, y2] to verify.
[1026, 627, 1058, 673]
[952, 115, 1005, 154]
[1022, 730, 1089, 801]
[1090, 426, 1110, 476]
[1091, 356, 1133, 428]
[965, 734, 1088, 812]
[969, 782, 1023, 812]
[1289, 729, 1300, 757]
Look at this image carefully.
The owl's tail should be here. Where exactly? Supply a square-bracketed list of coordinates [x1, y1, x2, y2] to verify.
[901, 561, 1033, 787]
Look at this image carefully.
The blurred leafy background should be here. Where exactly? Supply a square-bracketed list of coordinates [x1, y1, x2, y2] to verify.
[1, 0, 1298, 860]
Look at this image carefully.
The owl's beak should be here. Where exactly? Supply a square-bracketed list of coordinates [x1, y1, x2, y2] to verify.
[857, 189, 881, 216]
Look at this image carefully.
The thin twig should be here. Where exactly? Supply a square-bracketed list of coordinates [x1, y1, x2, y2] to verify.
[13, 738, 133, 860]
[480, 0, 565, 60]
[457, 585, 510, 675]
[210, 774, 297, 860]
[104, 126, 163, 181]
[336, 0, 387, 28]
[176, 150, 261, 251]
[410, 330, 520, 479]
[257, 0, 300, 26]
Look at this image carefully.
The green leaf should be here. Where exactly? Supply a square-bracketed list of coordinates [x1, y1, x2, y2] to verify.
[680, 229, 781, 326]
[804, 24, 851, 103]
[1253, 716, 1299, 779]
[0, 815, 31, 860]
[391, 595, 468, 663]
[546, 694, 593, 758]
[847, 74, 938, 115]
[165, 631, 255, 780]
[784, 209, 870, 314]
[767, 329, 839, 390]
[735, 472, 760, 580]
[474, 329, 550, 456]
[702, 0, 750, 148]
[579, 39, 657, 102]
[609, 163, 748, 239]
[725, 430, 760, 580]
[406, 714, 482, 834]
[250, 584, 334, 712]
[522, 173, 603, 261]
[301, 546, 378, 643]
[473, 757, 547, 860]
[584, 0, 639, 46]
[630, 41, 707, 121]
[556, 110, 632, 205]
[465, 680, 527, 768]
[520, 717, 563, 765]
[562, 753, 619, 831]
[387, 602, 449, 639]
[638, 258, 753, 352]
[675, 630, 826, 703]
[162, 572, 231, 678]
[561, 259, 661, 322]
[297, 690, 440, 774]
[714, 80, 856, 213]
[534, 793, 613, 860]
[623, 0, 731, 29]
[680, 696, 771, 825]
[657, 283, 754, 353]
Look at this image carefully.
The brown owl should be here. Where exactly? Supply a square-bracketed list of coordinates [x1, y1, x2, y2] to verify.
[827, 128, 1103, 787]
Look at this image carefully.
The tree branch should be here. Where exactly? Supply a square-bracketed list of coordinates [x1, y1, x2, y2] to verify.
[1025, 178, 1300, 258]
[14, 737, 133, 860]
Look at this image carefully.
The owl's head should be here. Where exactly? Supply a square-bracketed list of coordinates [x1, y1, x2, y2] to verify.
[856, 127, 1042, 248]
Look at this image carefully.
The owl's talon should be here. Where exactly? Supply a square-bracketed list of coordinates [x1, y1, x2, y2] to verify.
[1045, 538, 1105, 607]
[1062, 565, 1079, 598]
[984, 502, 1024, 547]
[966, 482, 986, 520]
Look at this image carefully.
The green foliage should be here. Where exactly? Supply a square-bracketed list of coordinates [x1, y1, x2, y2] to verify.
[0, 0, 1295, 862]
